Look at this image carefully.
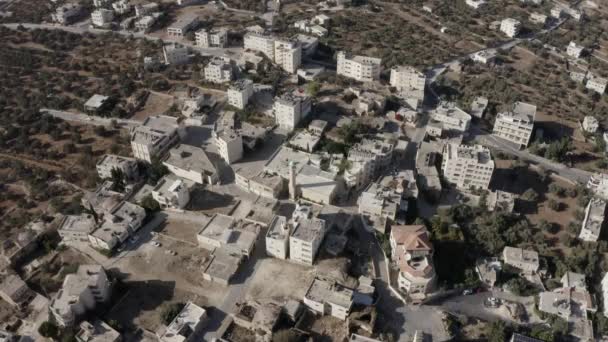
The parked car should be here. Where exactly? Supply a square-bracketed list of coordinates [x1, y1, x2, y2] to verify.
[462, 289, 474, 296]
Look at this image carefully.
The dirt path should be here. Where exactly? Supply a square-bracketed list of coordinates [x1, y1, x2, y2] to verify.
[380, 2, 450, 42]
[0, 152, 66, 172]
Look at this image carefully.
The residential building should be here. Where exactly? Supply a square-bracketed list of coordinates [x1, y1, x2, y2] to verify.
[81, 181, 124, 215]
[566, 41, 584, 58]
[470, 96, 488, 118]
[91, 9, 114, 27]
[296, 164, 340, 204]
[243, 33, 275, 60]
[76, 320, 121, 342]
[112, 0, 131, 14]
[529, 12, 547, 25]
[348, 138, 394, 186]
[273, 89, 312, 131]
[441, 143, 494, 190]
[203, 56, 233, 83]
[88, 201, 145, 251]
[84, 94, 111, 113]
[582, 116, 599, 133]
[500, 18, 521, 38]
[203, 249, 242, 285]
[429, 101, 471, 134]
[465, 0, 486, 9]
[130, 115, 181, 162]
[296, 34, 318, 57]
[235, 170, 284, 199]
[274, 39, 302, 73]
[135, 2, 158, 16]
[50, 265, 111, 327]
[579, 198, 606, 242]
[96, 154, 138, 180]
[152, 175, 192, 210]
[358, 181, 403, 225]
[266, 215, 290, 259]
[195, 28, 228, 48]
[337, 51, 382, 82]
[163, 44, 189, 65]
[164, 144, 217, 185]
[57, 214, 97, 247]
[602, 273, 608, 318]
[390, 225, 435, 299]
[476, 258, 502, 287]
[492, 101, 536, 147]
[586, 73, 607, 94]
[486, 190, 516, 212]
[303, 277, 353, 320]
[308, 120, 328, 135]
[502, 246, 539, 273]
[53, 3, 83, 24]
[587, 173, 608, 200]
[215, 129, 243, 164]
[471, 50, 497, 64]
[289, 205, 327, 265]
[166, 13, 199, 38]
[227, 79, 254, 110]
[313, 13, 330, 26]
[197, 214, 259, 257]
[390, 65, 425, 104]
[134, 12, 162, 32]
[0, 274, 30, 307]
[159, 302, 207, 342]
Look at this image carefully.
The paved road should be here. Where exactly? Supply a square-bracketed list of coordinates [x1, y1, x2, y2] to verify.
[41, 108, 141, 128]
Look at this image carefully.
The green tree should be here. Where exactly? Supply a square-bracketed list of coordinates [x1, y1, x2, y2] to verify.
[38, 321, 59, 339]
[161, 303, 185, 325]
[486, 321, 509, 342]
[110, 168, 126, 192]
[141, 194, 160, 213]
[306, 81, 321, 98]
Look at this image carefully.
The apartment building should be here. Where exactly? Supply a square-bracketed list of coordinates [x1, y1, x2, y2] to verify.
[429, 101, 471, 135]
[195, 28, 228, 48]
[112, 0, 131, 14]
[303, 277, 353, 320]
[579, 198, 606, 242]
[130, 115, 181, 162]
[0, 274, 30, 307]
[348, 138, 394, 186]
[214, 128, 243, 164]
[53, 3, 83, 24]
[134, 13, 162, 32]
[500, 18, 521, 38]
[91, 9, 114, 27]
[159, 302, 207, 342]
[337, 51, 382, 82]
[530, 12, 548, 25]
[152, 175, 192, 209]
[163, 43, 189, 65]
[266, 215, 291, 259]
[567, 41, 584, 58]
[502, 246, 539, 273]
[358, 181, 403, 223]
[586, 73, 607, 94]
[492, 101, 536, 147]
[197, 214, 259, 257]
[57, 214, 97, 247]
[166, 13, 199, 38]
[289, 206, 327, 265]
[96, 154, 138, 180]
[244, 33, 276, 60]
[274, 39, 302, 73]
[135, 2, 159, 16]
[582, 116, 599, 133]
[203, 56, 233, 83]
[88, 201, 145, 251]
[273, 90, 312, 131]
[164, 144, 218, 185]
[390, 225, 436, 299]
[227, 79, 254, 110]
[50, 265, 111, 326]
[441, 143, 494, 190]
[390, 65, 425, 92]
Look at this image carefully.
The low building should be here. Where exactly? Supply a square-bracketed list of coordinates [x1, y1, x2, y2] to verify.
[164, 144, 218, 185]
[76, 320, 121, 342]
[130, 115, 181, 162]
[579, 198, 606, 242]
[390, 225, 435, 299]
[81, 181, 124, 215]
[50, 265, 111, 327]
[0, 274, 30, 307]
[88, 201, 145, 251]
[134, 12, 162, 32]
[441, 143, 494, 190]
[587, 173, 608, 200]
[289, 131, 321, 152]
[500, 18, 521, 38]
[502, 246, 539, 274]
[53, 3, 83, 24]
[471, 50, 497, 64]
[159, 302, 207, 342]
[202, 249, 242, 285]
[308, 120, 328, 135]
[266, 215, 290, 259]
[337, 51, 382, 82]
[429, 102, 471, 135]
[152, 175, 192, 210]
[582, 116, 599, 134]
[135, 2, 159, 16]
[566, 41, 584, 59]
[96, 154, 138, 180]
[166, 13, 199, 38]
[227, 79, 254, 110]
[415, 142, 443, 201]
[493, 101, 536, 147]
[84, 94, 111, 113]
[390, 65, 425, 103]
[358, 181, 403, 226]
[203, 56, 233, 83]
[197, 214, 259, 257]
[465, 0, 486, 9]
[289, 205, 327, 265]
[303, 277, 353, 320]
[91, 9, 114, 27]
[243, 32, 275, 59]
[57, 214, 98, 247]
[529, 12, 547, 25]
[163, 44, 189, 65]
[195, 28, 228, 48]
[486, 190, 516, 212]
[510, 334, 543, 342]
[586, 73, 608, 94]
[602, 273, 608, 318]
[235, 170, 285, 199]
[470, 96, 488, 118]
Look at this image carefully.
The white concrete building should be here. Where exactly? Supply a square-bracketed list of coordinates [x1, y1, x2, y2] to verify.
[303, 277, 353, 320]
[500, 18, 521, 38]
[492, 101, 536, 147]
[587, 173, 608, 200]
[390, 225, 435, 299]
[76, 320, 121, 342]
[582, 116, 599, 134]
[195, 28, 228, 48]
[579, 198, 606, 242]
[273, 89, 312, 131]
[390, 65, 425, 104]
[465, 0, 486, 9]
[441, 143, 494, 190]
[91, 9, 114, 27]
[244, 33, 276, 60]
[159, 302, 207, 342]
[112, 0, 131, 14]
[164, 144, 218, 185]
[502, 246, 539, 273]
[289, 206, 327, 265]
[96, 154, 138, 180]
[53, 3, 83, 24]
[130, 115, 181, 162]
[337, 51, 382, 82]
[471, 50, 497, 64]
[530, 12, 548, 25]
[567, 41, 584, 59]
[152, 175, 192, 209]
[602, 273, 608, 318]
[348, 138, 394, 188]
[586, 73, 607, 94]
[215, 129, 243, 164]
[50, 265, 111, 327]
[163, 44, 189, 65]
[135, 2, 158, 16]
[88, 201, 145, 251]
[227, 79, 254, 110]
[0, 274, 30, 307]
[274, 39, 302, 73]
[203, 56, 233, 83]
[266, 215, 290, 259]
[358, 181, 403, 223]
[429, 101, 472, 134]
[134, 12, 162, 32]
[197, 214, 259, 257]
[58, 214, 97, 247]
[166, 13, 199, 38]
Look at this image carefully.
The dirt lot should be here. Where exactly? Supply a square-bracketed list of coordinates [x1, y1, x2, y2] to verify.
[132, 92, 175, 121]
[245, 258, 315, 302]
[309, 315, 348, 342]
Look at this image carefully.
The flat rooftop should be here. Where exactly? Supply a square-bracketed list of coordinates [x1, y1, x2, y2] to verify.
[84, 94, 109, 109]
[267, 215, 289, 241]
[305, 277, 353, 309]
[161, 302, 206, 342]
[165, 144, 216, 175]
[203, 249, 242, 283]
[291, 217, 325, 243]
[96, 154, 136, 168]
[59, 214, 97, 233]
[264, 146, 311, 178]
[289, 131, 321, 151]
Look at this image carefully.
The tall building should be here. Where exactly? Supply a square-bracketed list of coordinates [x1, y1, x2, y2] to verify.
[289, 205, 326, 265]
[152, 175, 192, 209]
[266, 215, 290, 259]
[390, 65, 426, 102]
[227, 79, 254, 110]
[500, 18, 521, 38]
[274, 39, 302, 73]
[163, 44, 189, 65]
[492, 101, 536, 147]
[91, 9, 114, 27]
[441, 143, 494, 190]
[203, 56, 233, 83]
[273, 89, 312, 131]
[215, 129, 243, 164]
[336, 51, 381, 82]
[243, 33, 276, 60]
[96, 154, 138, 180]
[195, 28, 228, 48]
[390, 225, 435, 300]
[130, 115, 181, 162]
